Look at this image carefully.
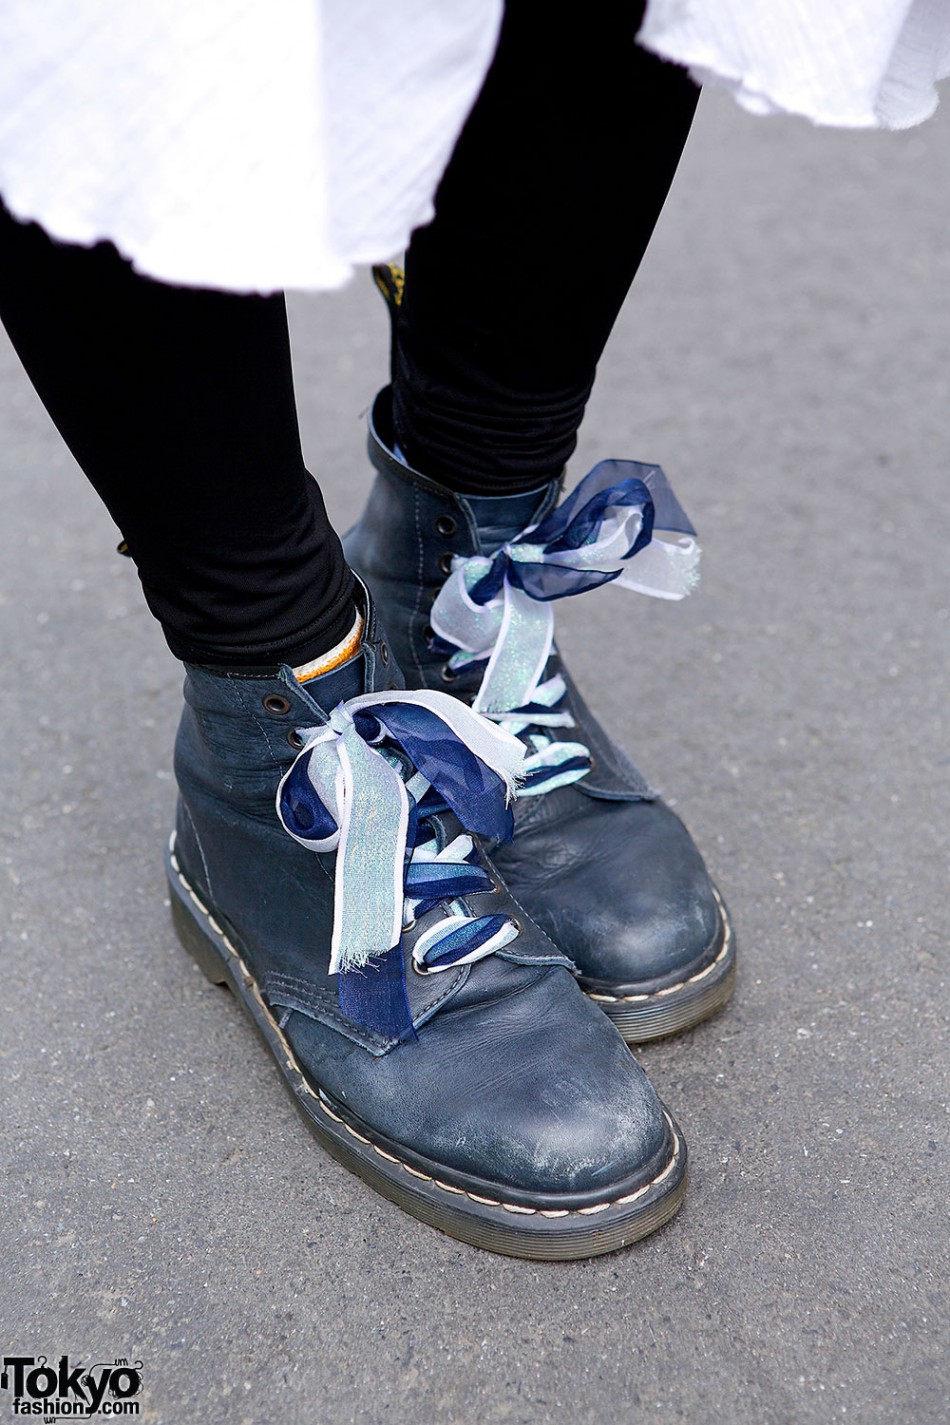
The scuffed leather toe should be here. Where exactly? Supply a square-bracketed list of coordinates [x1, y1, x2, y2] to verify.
[286, 959, 669, 1200]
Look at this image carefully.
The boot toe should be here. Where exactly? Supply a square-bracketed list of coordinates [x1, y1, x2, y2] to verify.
[288, 963, 670, 1201]
[417, 968, 670, 1197]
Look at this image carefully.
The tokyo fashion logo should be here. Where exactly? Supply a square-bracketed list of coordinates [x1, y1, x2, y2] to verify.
[0, 1357, 142, 1417]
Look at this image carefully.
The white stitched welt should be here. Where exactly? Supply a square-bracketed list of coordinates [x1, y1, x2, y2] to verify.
[588, 888, 732, 1004]
[170, 837, 683, 1219]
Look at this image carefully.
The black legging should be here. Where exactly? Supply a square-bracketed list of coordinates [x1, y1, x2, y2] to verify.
[0, 2, 698, 669]
[393, 1, 699, 494]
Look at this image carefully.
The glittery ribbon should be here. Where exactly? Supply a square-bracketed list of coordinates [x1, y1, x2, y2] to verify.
[276, 690, 525, 974]
[431, 459, 700, 716]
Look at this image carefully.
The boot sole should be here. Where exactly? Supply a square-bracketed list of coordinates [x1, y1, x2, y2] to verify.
[584, 887, 737, 1042]
[166, 833, 687, 1261]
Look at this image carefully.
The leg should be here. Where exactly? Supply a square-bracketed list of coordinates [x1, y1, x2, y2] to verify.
[392, 0, 700, 493]
[0, 201, 355, 667]
[346, 2, 735, 1039]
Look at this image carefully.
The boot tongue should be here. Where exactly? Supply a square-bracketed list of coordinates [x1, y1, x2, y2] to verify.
[297, 649, 365, 712]
[466, 484, 555, 554]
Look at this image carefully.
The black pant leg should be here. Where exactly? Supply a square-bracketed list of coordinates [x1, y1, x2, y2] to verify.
[392, 0, 700, 494]
[0, 203, 354, 667]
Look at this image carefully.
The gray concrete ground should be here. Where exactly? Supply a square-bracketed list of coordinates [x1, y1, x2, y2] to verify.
[1, 90, 948, 1425]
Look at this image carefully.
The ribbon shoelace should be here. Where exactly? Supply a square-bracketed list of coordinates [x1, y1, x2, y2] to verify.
[429, 458, 701, 798]
[276, 690, 525, 980]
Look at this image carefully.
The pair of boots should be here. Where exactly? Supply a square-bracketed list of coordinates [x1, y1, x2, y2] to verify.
[167, 387, 735, 1260]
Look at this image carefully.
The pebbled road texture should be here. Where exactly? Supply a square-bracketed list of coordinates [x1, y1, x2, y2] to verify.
[1, 91, 948, 1425]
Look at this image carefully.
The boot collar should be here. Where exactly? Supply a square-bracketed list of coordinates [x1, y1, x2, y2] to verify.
[188, 576, 402, 718]
[367, 387, 562, 556]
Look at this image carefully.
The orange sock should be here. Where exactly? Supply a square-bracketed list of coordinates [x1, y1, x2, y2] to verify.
[292, 609, 364, 684]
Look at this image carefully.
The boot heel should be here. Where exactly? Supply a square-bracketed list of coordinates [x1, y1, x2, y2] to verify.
[169, 891, 229, 986]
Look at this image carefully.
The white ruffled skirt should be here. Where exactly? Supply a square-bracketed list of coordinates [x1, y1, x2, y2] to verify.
[0, 0, 947, 294]
[639, 0, 950, 130]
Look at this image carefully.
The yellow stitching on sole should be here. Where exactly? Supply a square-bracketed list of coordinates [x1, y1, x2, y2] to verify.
[648, 1132, 681, 1189]
[616, 1184, 649, 1206]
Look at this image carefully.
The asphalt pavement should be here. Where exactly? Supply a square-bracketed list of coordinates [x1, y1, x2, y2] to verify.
[1, 89, 948, 1424]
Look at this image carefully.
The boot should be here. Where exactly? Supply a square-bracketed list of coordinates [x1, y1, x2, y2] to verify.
[344, 393, 735, 1042]
[168, 584, 687, 1258]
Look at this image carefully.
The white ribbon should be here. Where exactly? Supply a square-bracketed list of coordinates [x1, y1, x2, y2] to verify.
[276, 690, 525, 974]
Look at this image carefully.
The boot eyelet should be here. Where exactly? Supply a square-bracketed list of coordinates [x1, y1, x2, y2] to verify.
[379, 643, 390, 665]
[287, 729, 305, 750]
[263, 694, 292, 716]
[436, 515, 457, 538]
[440, 664, 459, 683]
[411, 956, 432, 976]
[437, 552, 454, 576]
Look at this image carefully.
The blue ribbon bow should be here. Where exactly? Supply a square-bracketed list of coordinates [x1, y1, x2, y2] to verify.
[431, 459, 700, 716]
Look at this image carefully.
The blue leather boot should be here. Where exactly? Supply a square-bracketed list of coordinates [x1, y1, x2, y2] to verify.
[343, 393, 735, 1042]
[168, 585, 686, 1258]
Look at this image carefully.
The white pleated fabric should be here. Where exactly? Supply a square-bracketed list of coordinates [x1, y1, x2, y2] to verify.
[2, 3, 948, 297]
[0, 0, 501, 292]
[639, 0, 950, 129]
